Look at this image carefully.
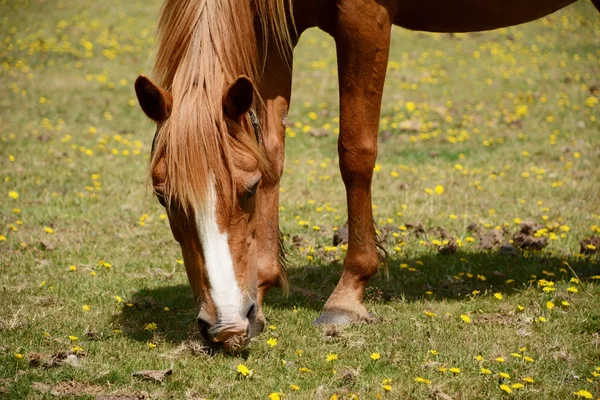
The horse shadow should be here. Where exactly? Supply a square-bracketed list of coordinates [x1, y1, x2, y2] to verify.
[112, 249, 598, 344]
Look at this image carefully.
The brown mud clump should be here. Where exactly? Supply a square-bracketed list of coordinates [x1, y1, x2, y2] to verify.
[512, 222, 547, 250]
[580, 236, 600, 254]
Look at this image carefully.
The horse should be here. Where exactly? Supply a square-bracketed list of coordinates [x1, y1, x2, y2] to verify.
[135, 0, 600, 351]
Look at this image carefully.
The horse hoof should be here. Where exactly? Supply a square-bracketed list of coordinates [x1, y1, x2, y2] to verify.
[313, 309, 373, 326]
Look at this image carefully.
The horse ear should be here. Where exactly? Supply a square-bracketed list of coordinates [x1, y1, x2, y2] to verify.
[135, 75, 172, 123]
[223, 75, 254, 119]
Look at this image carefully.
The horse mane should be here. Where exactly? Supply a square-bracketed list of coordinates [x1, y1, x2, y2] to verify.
[150, 0, 292, 212]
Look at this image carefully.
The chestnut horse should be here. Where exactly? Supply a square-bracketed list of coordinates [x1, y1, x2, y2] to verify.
[135, 0, 599, 351]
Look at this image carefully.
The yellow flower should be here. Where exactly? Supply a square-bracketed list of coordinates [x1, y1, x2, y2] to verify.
[237, 364, 252, 377]
[267, 338, 277, 347]
[8, 191, 19, 200]
[299, 367, 311, 373]
[460, 314, 471, 323]
[370, 352, 381, 360]
[82, 305, 90, 312]
[144, 322, 158, 331]
[415, 377, 431, 384]
[449, 368, 460, 374]
[524, 356, 535, 362]
[69, 265, 77, 272]
[14, 353, 24, 359]
[268, 393, 281, 400]
[69, 335, 78, 341]
[495, 357, 505, 363]
[289, 384, 299, 391]
[499, 384, 512, 394]
[494, 293, 503, 300]
[546, 301, 555, 309]
[424, 310, 437, 318]
[567, 287, 578, 293]
[573, 390, 593, 399]
[44, 227, 55, 234]
[434, 185, 444, 195]
[148, 343, 156, 349]
[511, 383, 524, 389]
[522, 377, 535, 383]
[326, 353, 338, 362]
[480, 368, 492, 375]
[499, 372, 510, 379]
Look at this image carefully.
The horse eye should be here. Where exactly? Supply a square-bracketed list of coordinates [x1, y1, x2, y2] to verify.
[247, 181, 259, 198]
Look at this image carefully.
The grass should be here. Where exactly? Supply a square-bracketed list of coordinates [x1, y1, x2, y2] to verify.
[1, 0, 599, 399]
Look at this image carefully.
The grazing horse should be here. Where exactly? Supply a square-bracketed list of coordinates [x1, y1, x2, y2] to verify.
[135, 0, 599, 351]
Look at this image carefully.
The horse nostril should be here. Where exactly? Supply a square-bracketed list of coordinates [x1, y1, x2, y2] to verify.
[197, 316, 213, 343]
[245, 301, 257, 321]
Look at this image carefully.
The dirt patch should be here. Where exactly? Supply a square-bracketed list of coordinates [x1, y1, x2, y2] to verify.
[132, 369, 172, 383]
[580, 236, 600, 254]
[513, 222, 548, 250]
[332, 225, 348, 246]
[480, 229, 503, 250]
[438, 238, 458, 255]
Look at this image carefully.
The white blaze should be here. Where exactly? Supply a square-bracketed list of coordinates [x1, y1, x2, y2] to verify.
[195, 178, 243, 324]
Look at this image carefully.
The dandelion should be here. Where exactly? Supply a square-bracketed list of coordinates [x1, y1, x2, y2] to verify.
[573, 390, 593, 399]
[546, 301, 555, 309]
[144, 322, 158, 331]
[449, 368, 461, 375]
[8, 191, 19, 200]
[266, 338, 277, 347]
[499, 372, 511, 379]
[82, 304, 90, 312]
[567, 287, 578, 293]
[434, 185, 444, 195]
[460, 314, 471, 323]
[290, 384, 300, 391]
[326, 353, 338, 362]
[415, 377, 431, 384]
[268, 392, 282, 400]
[494, 293, 503, 300]
[524, 356, 535, 363]
[480, 368, 492, 375]
[115, 296, 123, 303]
[69, 335, 78, 341]
[424, 310, 437, 318]
[511, 383, 524, 389]
[237, 364, 252, 377]
[44, 227, 55, 234]
[370, 352, 381, 360]
[69, 265, 77, 272]
[299, 367, 311, 373]
[522, 377, 535, 383]
[496, 357, 505, 363]
[148, 343, 156, 349]
[499, 384, 512, 394]
[14, 353, 24, 359]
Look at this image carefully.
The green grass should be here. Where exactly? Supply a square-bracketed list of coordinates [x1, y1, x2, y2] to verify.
[1, 0, 600, 399]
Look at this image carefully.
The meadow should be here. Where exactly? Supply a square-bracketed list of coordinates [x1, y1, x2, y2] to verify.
[1, 0, 599, 398]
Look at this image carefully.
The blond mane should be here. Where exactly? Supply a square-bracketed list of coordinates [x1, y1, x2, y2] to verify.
[150, 0, 292, 211]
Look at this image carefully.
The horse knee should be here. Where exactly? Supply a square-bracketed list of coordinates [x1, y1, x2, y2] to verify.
[338, 139, 378, 183]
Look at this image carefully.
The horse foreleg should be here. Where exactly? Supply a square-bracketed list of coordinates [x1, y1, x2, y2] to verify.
[315, 1, 393, 325]
[255, 48, 294, 327]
